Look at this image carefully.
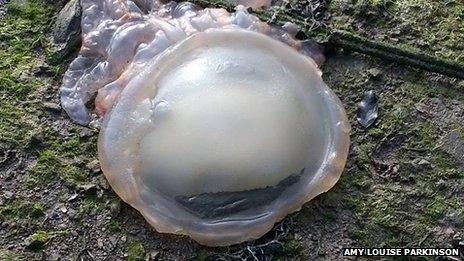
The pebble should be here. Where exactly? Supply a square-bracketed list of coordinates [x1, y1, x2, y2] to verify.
[452, 233, 463, 248]
[0, 0, 8, 20]
[67, 193, 79, 202]
[80, 127, 93, 138]
[357, 90, 379, 128]
[98, 176, 110, 190]
[109, 201, 121, 215]
[86, 159, 101, 174]
[30, 131, 44, 145]
[68, 208, 77, 219]
[417, 159, 431, 168]
[109, 236, 118, 245]
[43, 102, 62, 112]
[78, 183, 97, 195]
[445, 228, 455, 236]
[51, 0, 82, 62]
[442, 130, 464, 166]
[3, 191, 13, 199]
[60, 205, 68, 213]
[367, 68, 382, 78]
[148, 251, 160, 260]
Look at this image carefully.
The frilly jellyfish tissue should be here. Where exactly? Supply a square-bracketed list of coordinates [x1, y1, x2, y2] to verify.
[60, 0, 350, 246]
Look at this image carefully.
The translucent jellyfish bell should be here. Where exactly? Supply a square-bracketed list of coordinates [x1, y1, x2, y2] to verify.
[98, 29, 350, 246]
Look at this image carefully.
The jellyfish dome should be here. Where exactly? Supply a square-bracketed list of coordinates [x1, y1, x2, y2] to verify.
[98, 30, 350, 246]
[59, 0, 350, 246]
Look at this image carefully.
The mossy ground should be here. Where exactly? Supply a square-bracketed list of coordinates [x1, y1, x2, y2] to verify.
[329, 0, 464, 64]
[0, 0, 463, 260]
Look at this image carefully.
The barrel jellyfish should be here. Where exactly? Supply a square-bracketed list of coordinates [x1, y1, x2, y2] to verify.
[60, 0, 350, 246]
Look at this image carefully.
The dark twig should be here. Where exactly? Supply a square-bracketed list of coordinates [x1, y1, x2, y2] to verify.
[328, 31, 464, 79]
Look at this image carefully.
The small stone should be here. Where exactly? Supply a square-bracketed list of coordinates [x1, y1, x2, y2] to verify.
[80, 127, 93, 138]
[444, 227, 454, 235]
[78, 183, 97, 195]
[49, 253, 61, 261]
[389, 29, 401, 37]
[147, 251, 160, 260]
[43, 102, 61, 113]
[51, 0, 82, 63]
[59, 205, 68, 213]
[412, 158, 432, 169]
[357, 90, 379, 128]
[108, 236, 117, 246]
[415, 103, 429, 114]
[109, 201, 121, 215]
[121, 235, 127, 243]
[97, 238, 104, 248]
[442, 131, 464, 166]
[50, 211, 60, 220]
[67, 208, 77, 219]
[98, 176, 110, 190]
[282, 22, 298, 36]
[33, 63, 53, 77]
[89, 119, 101, 129]
[417, 159, 431, 168]
[29, 131, 44, 146]
[367, 68, 382, 78]
[3, 191, 13, 199]
[86, 160, 101, 174]
[416, 39, 428, 47]
[97, 189, 104, 198]
[68, 194, 79, 202]
[452, 233, 463, 248]
[73, 157, 84, 165]
[0, 0, 8, 20]
[435, 179, 447, 190]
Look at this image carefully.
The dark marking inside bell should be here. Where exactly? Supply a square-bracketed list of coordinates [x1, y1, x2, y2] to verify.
[175, 168, 304, 219]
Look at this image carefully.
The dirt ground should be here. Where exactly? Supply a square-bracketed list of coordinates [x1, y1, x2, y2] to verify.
[1, 0, 463, 260]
